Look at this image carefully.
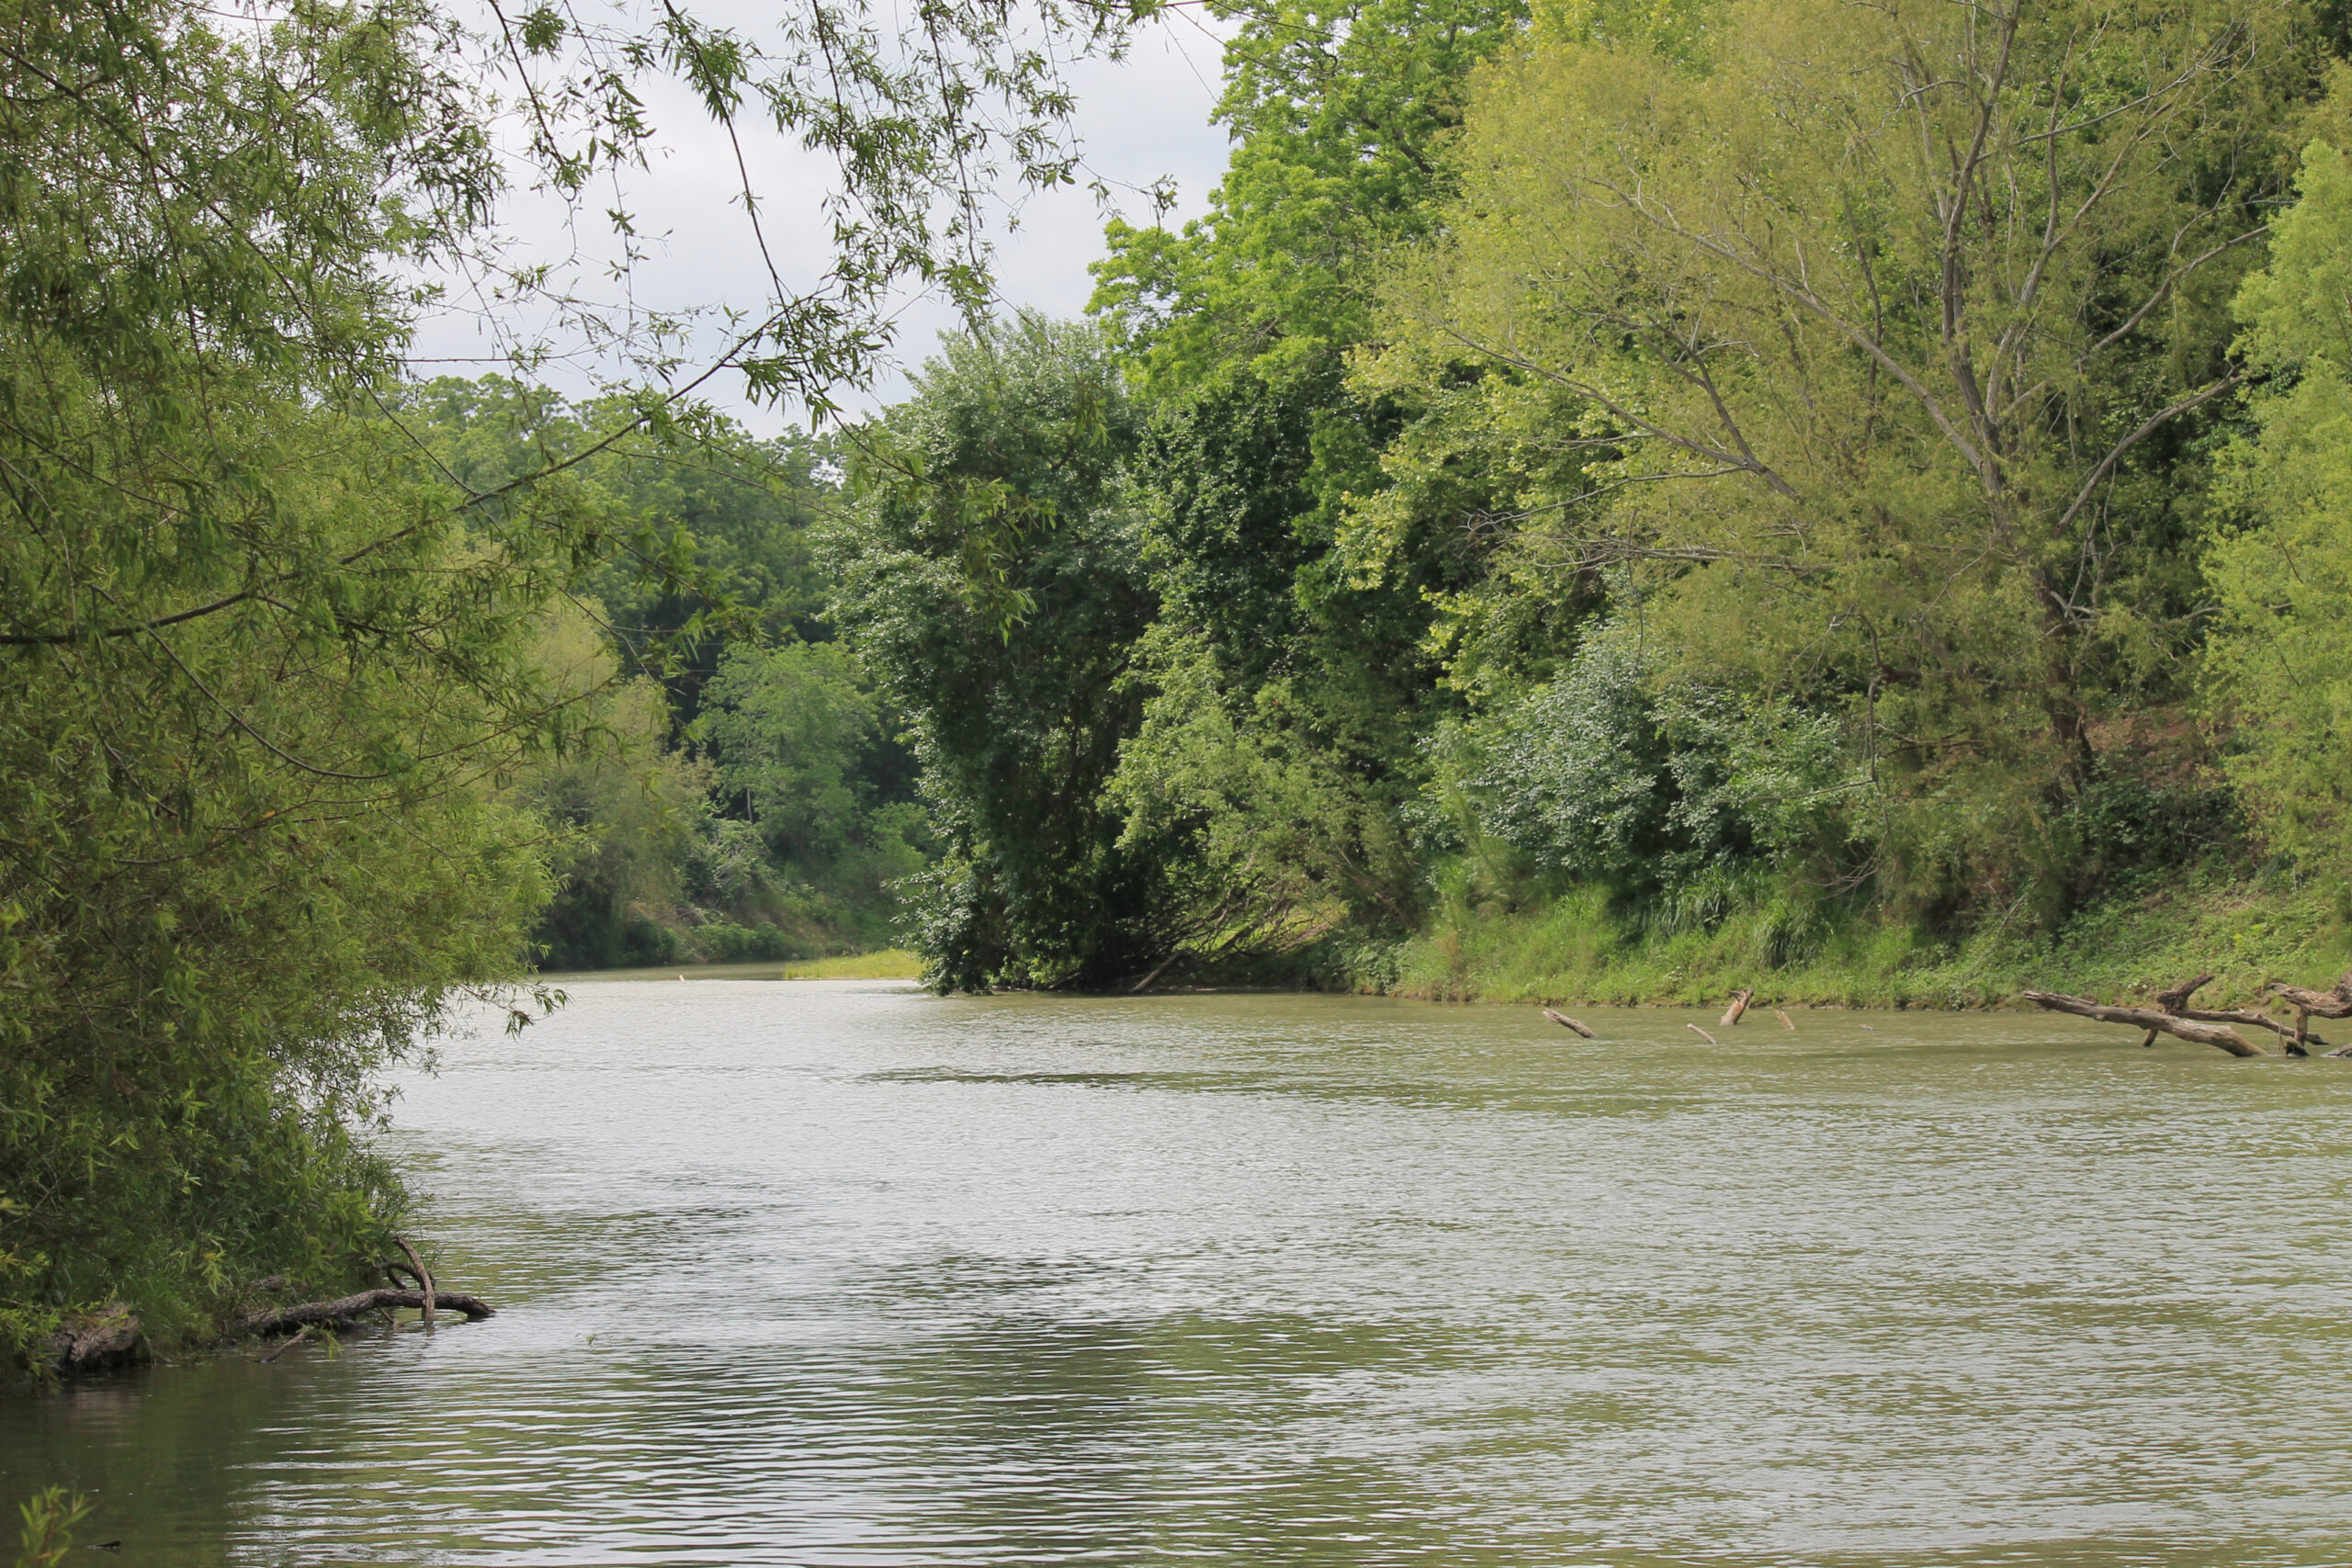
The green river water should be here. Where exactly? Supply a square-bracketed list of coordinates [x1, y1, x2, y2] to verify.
[5, 981, 2351, 1565]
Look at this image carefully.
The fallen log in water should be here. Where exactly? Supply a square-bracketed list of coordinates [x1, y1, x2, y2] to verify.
[1541, 1008, 1597, 1038]
[2177, 1006, 2323, 1055]
[2020, 991, 2267, 1056]
[1720, 988, 1755, 1027]
[2264, 971, 2352, 1018]
[2261, 972, 2352, 1053]
[1686, 1022, 1720, 1044]
[2144, 973, 2317, 1054]
[235, 1287, 494, 1340]
[1770, 1008, 1795, 1030]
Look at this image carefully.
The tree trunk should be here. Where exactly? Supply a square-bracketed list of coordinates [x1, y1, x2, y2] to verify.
[2020, 991, 2266, 1055]
[234, 1288, 494, 1339]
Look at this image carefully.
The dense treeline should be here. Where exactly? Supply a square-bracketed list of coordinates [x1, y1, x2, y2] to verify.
[824, 0, 2352, 998]
[14, 0, 2352, 1374]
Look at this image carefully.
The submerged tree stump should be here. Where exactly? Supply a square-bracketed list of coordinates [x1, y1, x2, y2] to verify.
[1720, 988, 1755, 1027]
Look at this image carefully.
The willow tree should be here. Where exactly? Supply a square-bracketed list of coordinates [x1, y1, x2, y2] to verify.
[0, 0, 1153, 1369]
[1365, 0, 2324, 912]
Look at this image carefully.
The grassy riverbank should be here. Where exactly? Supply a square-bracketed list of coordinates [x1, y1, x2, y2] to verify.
[1377, 874, 2352, 1012]
[541, 949, 924, 983]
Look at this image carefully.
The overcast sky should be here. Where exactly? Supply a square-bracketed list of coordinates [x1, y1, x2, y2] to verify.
[405, 7, 1238, 434]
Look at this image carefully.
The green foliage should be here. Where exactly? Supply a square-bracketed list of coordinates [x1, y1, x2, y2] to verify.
[704, 642, 883, 863]
[1108, 628, 1420, 956]
[697, 639, 930, 942]
[829, 314, 1161, 989]
[1066, 0, 1539, 977]
[0, 0, 589, 1369]
[1388, 863, 2351, 1011]
[691, 919, 805, 962]
[399, 378, 927, 964]
[1453, 622, 1852, 908]
[519, 646, 714, 972]
[401, 378, 837, 730]
[12, 1489, 88, 1568]
[1361, 0, 2322, 922]
[2205, 134, 2352, 872]
[1091, 0, 1527, 388]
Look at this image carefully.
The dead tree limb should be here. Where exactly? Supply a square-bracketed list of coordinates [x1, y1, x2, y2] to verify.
[2153, 973, 2216, 1012]
[1687, 1022, 1720, 1044]
[2263, 973, 2352, 1057]
[234, 1288, 493, 1340]
[260, 1325, 318, 1364]
[2125, 973, 2318, 1055]
[394, 1235, 435, 1328]
[2177, 1007, 2322, 1054]
[2021, 991, 2267, 1056]
[1720, 988, 1755, 1027]
[1770, 1008, 1795, 1030]
[1542, 1008, 1597, 1038]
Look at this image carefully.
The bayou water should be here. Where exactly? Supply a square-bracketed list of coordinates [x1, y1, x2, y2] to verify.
[6, 982, 2351, 1565]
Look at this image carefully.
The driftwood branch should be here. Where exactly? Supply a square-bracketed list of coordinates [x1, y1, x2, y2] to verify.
[395, 1241, 437, 1325]
[1686, 1022, 1720, 1044]
[2021, 991, 2267, 1055]
[235, 1288, 493, 1340]
[2177, 1006, 2322, 1054]
[260, 1325, 319, 1363]
[1129, 953, 1180, 994]
[394, 1235, 435, 1328]
[1770, 1008, 1794, 1030]
[1720, 988, 1755, 1027]
[1542, 1007, 1597, 1037]
[2265, 972, 2352, 1019]
[2153, 973, 2215, 1012]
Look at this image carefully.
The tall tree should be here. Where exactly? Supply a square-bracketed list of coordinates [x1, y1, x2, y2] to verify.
[1366, 0, 2324, 914]
[1080, 0, 1529, 967]
[0, 0, 1159, 1364]
[827, 314, 1160, 990]
[0, 0, 575, 1361]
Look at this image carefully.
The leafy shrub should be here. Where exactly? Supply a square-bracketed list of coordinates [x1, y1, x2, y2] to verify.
[692, 920, 803, 963]
[1463, 623, 1853, 906]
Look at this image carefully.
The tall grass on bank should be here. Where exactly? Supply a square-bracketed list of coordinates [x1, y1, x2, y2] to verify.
[1378, 874, 2352, 1011]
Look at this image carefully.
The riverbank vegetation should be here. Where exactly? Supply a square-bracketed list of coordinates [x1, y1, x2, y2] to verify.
[831, 0, 2352, 1013]
[15, 0, 2352, 1374]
